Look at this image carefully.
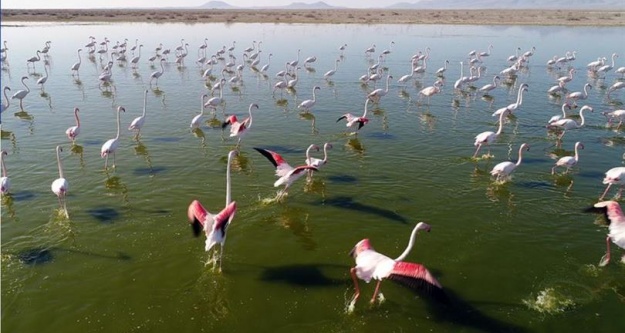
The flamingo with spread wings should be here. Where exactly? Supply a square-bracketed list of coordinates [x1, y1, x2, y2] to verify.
[254, 147, 318, 200]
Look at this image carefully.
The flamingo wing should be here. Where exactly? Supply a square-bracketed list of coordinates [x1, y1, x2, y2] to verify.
[254, 147, 293, 177]
[586, 201, 625, 225]
[387, 261, 448, 303]
[212, 201, 237, 237]
[188, 200, 209, 237]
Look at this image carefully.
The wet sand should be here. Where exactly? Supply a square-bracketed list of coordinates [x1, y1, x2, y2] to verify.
[2, 8, 625, 26]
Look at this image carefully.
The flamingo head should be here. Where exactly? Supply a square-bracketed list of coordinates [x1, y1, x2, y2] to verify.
[415, 222, 432, 233]
[349, 239, 373, 258]
[324, 143, 333, 150]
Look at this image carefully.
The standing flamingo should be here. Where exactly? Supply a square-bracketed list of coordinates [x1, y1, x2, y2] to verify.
[51, 146, 69, 218]
[222, 103, 259, 147]
[253, 147, 318, 200]
[602, 109, 625, 129]
[600, 167, 625, 200]
[70, 49, 82, 75]
[337, 98, 370, 134]
[37, 65, 49, 91]
[306, 142, 332, 169]
[100, 106, 125, 169]
[26, 50, 41, 70]
[585, 201, 625, 266]
[187, 150, 238, 272]
[129, 90, 148, 139]
[490, 143, 530, 182]
[65, 107, 81, 143]
[297, 86, 321, 112]
[557, 68, 575, 84]
[1, 150, 10, 195]
[478, 75, 500, 95]
[547, 103, 572, 125]
[11, 76, 30, 110]
[191, 94, 208, 129]
[1, 86, 10, 115]
[149, 59, 166, 86]
[492, 83, 529, 117]
[547, 105, 593, 140]
[547, 81, 567, 95]
[129, 44, 143, 68]
[607, 81, 625, 99]
[348, 222, 445, 310]
[552, 142, 584, 174]
[596, 53, 618, 76]
[324, 59, 340, 79]
[435, 60, 449, 76]
[418, 79, 443, 105]
[566, 83, 592, 107]
[473, 110, 508, 158]
[368, 75, 393, 103]
[205, 79, 226, 111]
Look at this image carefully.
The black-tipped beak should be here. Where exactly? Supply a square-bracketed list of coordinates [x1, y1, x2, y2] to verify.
[348, 247, 356, 258]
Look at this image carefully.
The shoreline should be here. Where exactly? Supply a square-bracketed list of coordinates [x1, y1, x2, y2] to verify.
[2, 9, 625, 26]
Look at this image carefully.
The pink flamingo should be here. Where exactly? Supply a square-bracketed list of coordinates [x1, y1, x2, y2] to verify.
[253, 147, 318, 200]
[187, 150, 238, 272]
[473, 109, 508, 158]
[585, 201, 625, 266]
[418, 79, 443, 105]
[65, 107, 81, 143]
[552, 141, 584, 174]
[51, 146, 69, 218]
[348, 222, 444, 309]
[565, 83, 592, 107]
[602, 109, 625, 129]
[306, 142, 332, 169]
[600, 167, 625, 200]
[337, 99, 370, 134]
[222, 103, 259, 147]
[1, 150, 10, 195]
[490, 143, 530, 182]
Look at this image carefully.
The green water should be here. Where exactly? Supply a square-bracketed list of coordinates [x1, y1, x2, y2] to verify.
[1, 22, 624, 332]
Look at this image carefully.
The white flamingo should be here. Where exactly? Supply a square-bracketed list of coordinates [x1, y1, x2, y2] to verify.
[298, 86, 321, 112]
[492, 83, 529, 117]
[602, 109, 625, 129]
[600, 167, 625, 200]
[149, 59, 166, 86]
[65, 107, 81, 143]
[70, 49, 82, 75]
[324, 59, 340, 79]
[100, 106, 125, 169]
[478, 75, 500, 95]
[435, 59, 450, 76]
[607, 81, 625, 99]
[368, 75, 393, 103]
[1, 86, 10, 114]
[552, 141, 584, 174]
[128, 90, 148, 138]
[490, 143, 530, 182]
[11, 76, 30, 110]
[1, 150, 10, 195]
[547, 105, 593, 140]
[306, 143, 332, 169]
[37, 65, 49, 91]
[566, 83, 592, 107]
[547, 103, 572, 125]
[51, 146, 69, 218]
[596, 53, 618, 76]
[26, 50, 41, 70]
[191, 94, 208, 129]
[473, 110, 508, 158]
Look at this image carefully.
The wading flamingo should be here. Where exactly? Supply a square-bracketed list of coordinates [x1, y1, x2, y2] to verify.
[191, 94, 208, 129]
[473, 109, 508, 158]
[297, 86, 320, 112]
[253, 147, 318, 200]
[607, 81, 625, 99]
[1, 86, 10, 115]
[547, 103, 572, 125]
[337, 98, 370, 134]
[547, 105, 593, 140]
[306, 142, 332, 169]
[492, 83, 528, 117]
[478, 75, 500, 95]
[37, 65, 49, 91]
[222, 103, 259, 147]
[600, 167, 625, 200]
[566, 83, 592, 107]
[418, 79, 443, 105]
[368, 75, 393, 103]
[11, 76, 30, 110]
[149, 59, 166, 86]
[51, 146, 69, 218]
[552, 141, 584, 174]
[602, 109, 625, 129]
[187, 150, 238, 272]
[324, 59, 340, 79]
[128, 90, 148, 139]
[1, 150, 10, 195]
[65, 107, 81, 143]
[348, 222, 445, 310]
[490, 143, 530, 182]
[70, 49, 82, 75]
[585, 201, 625, 266]
[101, 106, 125, 169]
[26, 50, 41, 70]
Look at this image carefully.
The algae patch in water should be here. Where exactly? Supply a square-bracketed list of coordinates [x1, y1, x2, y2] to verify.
[523, 288, 575, 314]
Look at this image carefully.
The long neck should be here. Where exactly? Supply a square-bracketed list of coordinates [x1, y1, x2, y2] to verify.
[159, 60, 165, 73]
[1, 154, 6, 178]
[496, 110, 506, 135]
[578, 108, 586, 127]
[459, 62, 464, 78]
[385, 76, 390, 92]
[516, 86, 523, 104]
[394, 225, 422, 261]
[22, 78, 30, 92]
[77, 50, 81, 63]
[74, 109, 80, 127]
[362, 99, 369, 118]
[226, 152, 233, 205]
[200, 95, 206, 115]
[3, 88, 9, 107]
[114, 109, 121, 140]
[560, 104, 567, 118]
[142, 92, 147, 117]
[323, 145, 329, 162]
[583, 85, 589, 97]
[574, 144, 580, 161]
[515, 145, 525, 167]
[56, 148, 64, 178]
[312, 88, 317, 101]
[247, 105, 253, 129]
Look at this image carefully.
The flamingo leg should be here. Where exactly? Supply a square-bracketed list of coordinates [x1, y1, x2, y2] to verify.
[370, 280, 383, 304]
[218, 244, 224, 273]
[112, 152, 116, 168]
[63, 196, 69, 219]
[599, 236, 611, 266]
[104, 154, 109, 169]
[349, 267, 361, 305]
[600, 183, 613, 200]
[472, 144, 482, 158]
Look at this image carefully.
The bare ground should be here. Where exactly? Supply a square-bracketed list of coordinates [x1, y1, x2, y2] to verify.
[1, 8, 624, 26]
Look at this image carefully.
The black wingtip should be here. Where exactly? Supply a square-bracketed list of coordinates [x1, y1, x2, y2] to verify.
[584, 203, 609, 222]
[336, 116, 346, 123]
[191, 219, 203, 237]
[253, 147, 279, 168]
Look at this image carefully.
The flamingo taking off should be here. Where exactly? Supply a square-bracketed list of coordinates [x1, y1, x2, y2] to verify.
[600, 167, 625, 200]
[348, 222, 445, 310]
[101, 106, 125, 169]
[222, 103, 259, 147]
[1, 150, 10, 195]
[51, 146, 69, 218]
[490, 143, 530, 182]
[585, 201, 625, 266]
[187, 150, 238, 272]
[65, 107, 81, 143]
[253, 147, 318, 201]
[337, 98, 370, 134]
[552, 141, 584, 174]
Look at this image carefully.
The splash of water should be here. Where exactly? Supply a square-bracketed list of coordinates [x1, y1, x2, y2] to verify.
[523, 287, 575, 314]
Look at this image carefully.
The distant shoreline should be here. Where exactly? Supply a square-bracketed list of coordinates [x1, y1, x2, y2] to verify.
[2, 8, 625, 26]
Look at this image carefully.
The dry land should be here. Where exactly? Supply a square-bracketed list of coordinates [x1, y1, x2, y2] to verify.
[1, 8, 625, 26]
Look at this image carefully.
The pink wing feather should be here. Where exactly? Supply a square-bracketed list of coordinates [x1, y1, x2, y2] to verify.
[188, 200, 208, 237]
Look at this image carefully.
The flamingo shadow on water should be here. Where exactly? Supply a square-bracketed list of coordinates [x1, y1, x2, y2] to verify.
[87, 206, 122, 224]
[259, 205, 317, 250]
[310, 195, 408, 224]
[259, 263, 347, 287]
[7, 246, 131, 266]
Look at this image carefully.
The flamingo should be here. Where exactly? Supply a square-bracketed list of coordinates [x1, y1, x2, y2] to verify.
[128, 90, 149, 138]
[602, 109, 625, 129]
[304, 55, 317, 67]
[348, 222, 445, 309]
[381, 41, 394, 56]
[587, 57, 605, 71]
[557, 68, 575, 84]
[65, 107, 81, 143]
[51, 146, 69, 218]
[191, 94, 208, 129]
[368, 75, 393, 103]
[287, 66, 300, 89]
[1, 86, 10, 115]
[187, 150, 238, 272]
[600, 167, 625, 200]
[364, 44, 376, 55]
[1, 150, 10, 195]
[507, 47, 521, 62]
[324, 59, 340, 79]
[205, 79, 226, 111]
[70, 49, 82, 75]
[418, 79, 443, 105]
[596, 53, 618, 76]
[26, 50, 41, 70]
[547, 105, 593, 140]
[260, 53, 272, 73]
[129, 44, 143, 68]
[552, 141, 584, 174]
[566, 83, 592, 107]
[616, 66, 625, 77]
[11, 76, 30, 110]
[585, 201, 625, 266]
[149, 59, 166, 86]
[607, 81, 625, 99]
[100, 106, 125, 169]
[478, 75, 500, 95]
[435, 59, 450, 76]
[222, 103, 259, 147]
[454, 61, 466, 89]
[547, 81, 567, 95]
[473, 109, 508, 158]
[547, 103, 572, 125]
[297, 86, 321, 112]
[306, 142, 332, 169]
[289, 48, 301, 68]
[273, 73, 288, 98]
[479, 44, 493, 57]
[492, 83, 529, 117]
[337, 98, 370, 134]
[398, 59, 417, 85]
[490, 143, 530, 182]
[253, 147, 318, 200]
[37, 65, 49, 91]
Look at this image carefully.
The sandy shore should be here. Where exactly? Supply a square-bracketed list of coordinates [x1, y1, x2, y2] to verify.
[2, 8, 625, 26]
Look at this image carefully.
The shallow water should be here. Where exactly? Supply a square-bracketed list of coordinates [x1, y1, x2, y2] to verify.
[1, 22, 624, 332]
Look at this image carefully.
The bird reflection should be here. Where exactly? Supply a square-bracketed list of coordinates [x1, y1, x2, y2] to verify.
[304, 176, 327, 199]
[1, 129, 17, 151]
[345, 137, 365, 156]
[229, 150, 251, 174]
[263, 206, 316, 251]
[70, 144, 85, 169]
[299, 112, 318, 135]
[191, 127, 207, 148]
[105, 174, 129, 204]
[134, 140, 153, 173]
[2, 195, 17, 219]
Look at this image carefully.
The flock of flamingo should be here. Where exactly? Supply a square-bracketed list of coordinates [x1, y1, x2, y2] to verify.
[1, 33, 625, 312]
